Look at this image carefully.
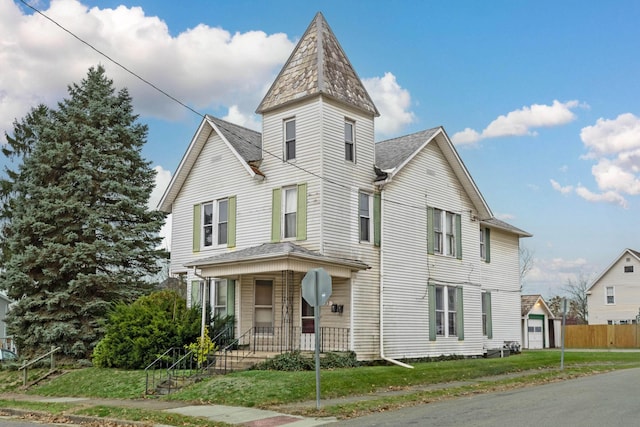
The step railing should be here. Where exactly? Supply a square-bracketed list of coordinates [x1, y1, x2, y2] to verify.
[18, 346, 61, 386]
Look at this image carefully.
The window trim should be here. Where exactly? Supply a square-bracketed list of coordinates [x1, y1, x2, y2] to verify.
[345, 119, 355, 162]
[282, 186, 298, 239]
[358, 191, 372, 243]
[429, 283, 464, 340]
[201, 198, 229, 249]
[284, 118, 296, 161]
[605, 286, 615, 305]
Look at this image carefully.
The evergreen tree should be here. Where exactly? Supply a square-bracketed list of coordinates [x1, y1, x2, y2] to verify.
[0, 66, 166, 358]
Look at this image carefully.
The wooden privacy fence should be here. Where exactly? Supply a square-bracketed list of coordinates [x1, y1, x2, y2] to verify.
[565, 324, 640, 349]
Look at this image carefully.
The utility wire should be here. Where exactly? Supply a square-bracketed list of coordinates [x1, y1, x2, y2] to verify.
[19, 0, 470, 215]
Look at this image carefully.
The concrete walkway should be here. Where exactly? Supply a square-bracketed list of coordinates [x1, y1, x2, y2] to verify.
[0, 393, 337, 426]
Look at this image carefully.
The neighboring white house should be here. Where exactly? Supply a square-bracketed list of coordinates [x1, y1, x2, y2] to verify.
[521, 295, 558, 349]
[0, 292, 14, 350]
[158, 12, 531, 361]
[587, 248, 640, 325]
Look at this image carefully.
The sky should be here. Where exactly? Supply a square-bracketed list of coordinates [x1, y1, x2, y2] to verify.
[1, 0, 640, 298]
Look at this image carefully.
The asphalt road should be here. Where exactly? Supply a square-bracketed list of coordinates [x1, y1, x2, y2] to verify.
[336, 367, 640, 427]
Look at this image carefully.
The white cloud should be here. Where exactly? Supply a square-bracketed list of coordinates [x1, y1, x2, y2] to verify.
[575, 185, 628, 208]
[452, 100, 582, 145]
[0, 0, 294, 141]
[363, 72, 415, 138]
[550, 179, 573, 195]
[222, 105, 261, 131]
[524, 256, 593, 297]
[562, 113, 640, 207]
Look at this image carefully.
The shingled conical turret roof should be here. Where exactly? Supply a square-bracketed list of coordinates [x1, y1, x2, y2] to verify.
[256, 12, 379, 116]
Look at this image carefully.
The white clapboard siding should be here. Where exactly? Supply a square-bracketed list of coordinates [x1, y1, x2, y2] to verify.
[480, 228, 522, 345]
[381, 138, 487, 358]
[588, 253, 640, 324]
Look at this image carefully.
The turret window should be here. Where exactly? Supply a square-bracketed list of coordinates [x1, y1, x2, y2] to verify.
[345, 119, 355, 162]
[284, 118, 296, 161]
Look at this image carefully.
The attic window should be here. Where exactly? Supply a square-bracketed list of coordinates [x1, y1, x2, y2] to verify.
[624, 266, 634, 273]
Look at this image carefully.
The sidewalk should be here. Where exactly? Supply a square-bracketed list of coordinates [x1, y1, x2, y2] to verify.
[0, 392, 337, 426]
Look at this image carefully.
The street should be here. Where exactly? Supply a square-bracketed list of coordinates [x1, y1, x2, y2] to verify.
[337, 367, 640, 426]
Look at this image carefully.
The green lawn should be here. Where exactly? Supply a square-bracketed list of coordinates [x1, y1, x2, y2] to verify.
[1, 350, 640, 425]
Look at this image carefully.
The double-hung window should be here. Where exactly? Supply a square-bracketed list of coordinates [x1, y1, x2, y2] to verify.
[606, 286, 615, 304]
[429, 283, 464, 340]
[345, 119, 355, 162]
[284, 118, 296, 161]
[202, 199, 228, 248]
[283, 187, 297, 239]
[480, 227, 490, 262]
[359, 192, 371, 242]
[435, 285, 457, 336]
[428, 207, 461, 259]
[482, 292, 492, 338]
[214, 280, 227, 317]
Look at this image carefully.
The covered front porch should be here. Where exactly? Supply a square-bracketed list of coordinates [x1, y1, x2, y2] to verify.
[186, 242, 369, 355]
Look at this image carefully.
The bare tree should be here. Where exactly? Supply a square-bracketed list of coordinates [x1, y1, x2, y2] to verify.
[563, 273, 592, 324]
[519, 246, 535, 290]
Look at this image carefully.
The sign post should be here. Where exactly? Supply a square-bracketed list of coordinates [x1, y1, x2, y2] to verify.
[301, 268, 332, 409]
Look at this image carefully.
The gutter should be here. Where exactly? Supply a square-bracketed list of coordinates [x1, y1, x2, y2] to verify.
[378, 187, 414, 369]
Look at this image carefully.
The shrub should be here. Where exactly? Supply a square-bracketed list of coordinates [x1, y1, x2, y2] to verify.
[253, 351, 359, 371]
[92, 290, 201, 369]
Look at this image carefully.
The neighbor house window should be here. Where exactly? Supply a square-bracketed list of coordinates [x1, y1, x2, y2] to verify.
[345, 119, 355, 162]
[606, 286, 615, 304]
[284, 118, 296, 161]
[624, 266, 634, 273]
[283, 187, 298, 239]
[359, 192, 371, 242]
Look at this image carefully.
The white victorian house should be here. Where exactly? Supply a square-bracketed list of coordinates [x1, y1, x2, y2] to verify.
[158, 12, 531, 362]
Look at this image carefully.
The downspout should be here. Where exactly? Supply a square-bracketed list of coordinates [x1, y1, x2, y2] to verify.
[193, 267, 208, 342]
[379, 187, 414, 369]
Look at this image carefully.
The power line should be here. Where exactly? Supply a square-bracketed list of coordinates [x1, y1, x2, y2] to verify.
[19, 0, 466, 215]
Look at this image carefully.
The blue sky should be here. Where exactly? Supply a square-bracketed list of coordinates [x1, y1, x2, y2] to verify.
[2, 0, 640, 297]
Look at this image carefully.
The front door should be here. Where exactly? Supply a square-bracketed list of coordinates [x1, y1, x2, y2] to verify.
[301, 297, 315, 350]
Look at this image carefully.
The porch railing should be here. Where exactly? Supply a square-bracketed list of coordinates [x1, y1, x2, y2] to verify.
[250, 326, 350, 353]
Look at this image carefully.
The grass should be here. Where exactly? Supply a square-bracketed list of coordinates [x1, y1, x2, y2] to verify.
[1, 350, 640, 425]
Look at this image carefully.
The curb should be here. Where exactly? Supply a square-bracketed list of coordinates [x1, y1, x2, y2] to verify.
[0, 408, 150, 426]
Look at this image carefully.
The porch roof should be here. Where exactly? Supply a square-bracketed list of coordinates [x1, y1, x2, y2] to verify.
[185, 242, 369, 279]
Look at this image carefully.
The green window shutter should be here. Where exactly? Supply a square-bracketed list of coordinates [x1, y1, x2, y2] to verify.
[486, 292, 493, 339]
[227, 196, 237, 248]
[297, 183, 307, 240]
[271, 188, 281, 242]
[373, 193, 381, 247]
[227, 280, 236, 317]
[193, 204, 201, 252]
[456, 287, 464, 340]
[485, 228, 491, 263]
[427, 206, 435, 255]
[428, 282, 436, 341]
[455, 214, 462, 260]
[190, 280, 201, 308]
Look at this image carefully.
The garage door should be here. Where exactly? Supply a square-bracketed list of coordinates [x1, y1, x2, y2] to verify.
[528, 318, 544, 349]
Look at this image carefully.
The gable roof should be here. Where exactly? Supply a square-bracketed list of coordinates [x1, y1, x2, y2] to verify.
[521, 294, 554, 317]
[375, 126, 494, 220]
[587, 248, 640, 292]
[256, 12, 379, 117]
[157, 116, 263, 213]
